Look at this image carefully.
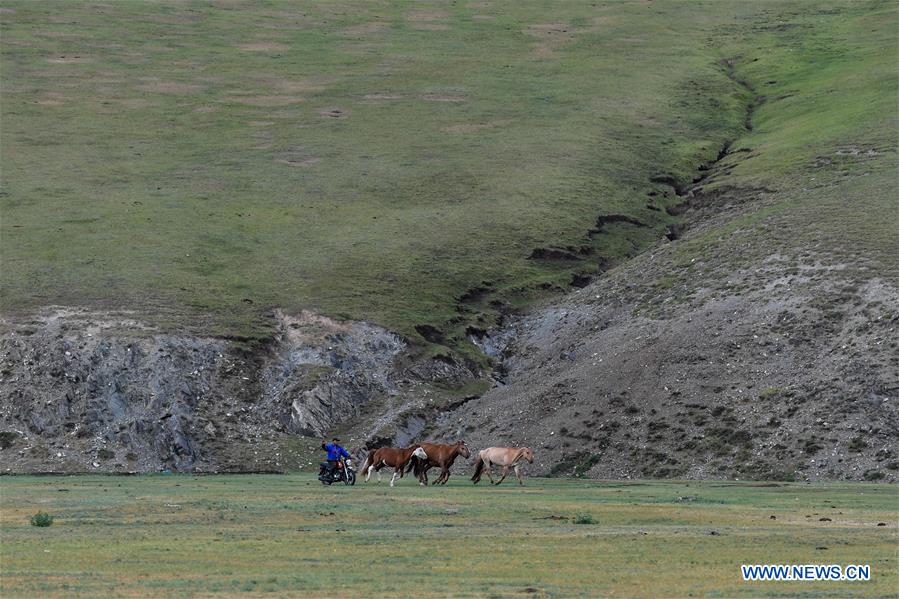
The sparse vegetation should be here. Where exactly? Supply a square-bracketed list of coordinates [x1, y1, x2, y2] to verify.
[28, 511, 53, 527]
[2, 475, 896, 596]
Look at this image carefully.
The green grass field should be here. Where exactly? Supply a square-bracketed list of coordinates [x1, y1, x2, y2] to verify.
[4, 1, 893, 356]
[1, 475, 896, 597]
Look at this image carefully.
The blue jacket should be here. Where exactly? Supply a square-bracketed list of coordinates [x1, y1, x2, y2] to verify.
[323, 443, 350, 461]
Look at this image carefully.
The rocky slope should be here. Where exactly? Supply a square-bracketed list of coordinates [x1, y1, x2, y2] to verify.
[432, 185, 898, 482]
[0, 309, 466, 473]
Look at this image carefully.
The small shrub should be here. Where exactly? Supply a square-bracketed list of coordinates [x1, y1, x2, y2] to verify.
[863, 470, 885, 481]
[0, 431, 18, 449]
[848, 436, 868, 452]
[30, 511, 54, 527]
[574, 514, 595, 525]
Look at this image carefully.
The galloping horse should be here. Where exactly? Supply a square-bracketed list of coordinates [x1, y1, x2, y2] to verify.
[408, 440, 471, 485]
[361, 445, 427, 487]
[471, 447, 535, 485]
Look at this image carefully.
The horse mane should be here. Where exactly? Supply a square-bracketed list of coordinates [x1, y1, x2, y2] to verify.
[514, 447, 532, 463]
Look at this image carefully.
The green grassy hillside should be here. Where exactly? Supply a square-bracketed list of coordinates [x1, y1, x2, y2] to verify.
[1, 1, 895, 358]
[1, 1, 764, 347]
[2, 475, 896, 597]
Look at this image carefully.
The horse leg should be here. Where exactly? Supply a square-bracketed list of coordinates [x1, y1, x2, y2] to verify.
[515, 464, 523, 485]
[390, 468, 400, 487]
[439, 466, 450, 485]
[484, 460, 496, 485]
[495, 466, 510, 485]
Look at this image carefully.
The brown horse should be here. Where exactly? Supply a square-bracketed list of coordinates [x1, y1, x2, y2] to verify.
[471, 447, 535, 485]
[408, 440, 471, 485]
[361, 445, 427, 487]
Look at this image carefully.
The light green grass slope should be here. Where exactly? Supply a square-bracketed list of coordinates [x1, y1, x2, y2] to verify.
[1, 1, 761, 347]
[1, 1, 895, 358]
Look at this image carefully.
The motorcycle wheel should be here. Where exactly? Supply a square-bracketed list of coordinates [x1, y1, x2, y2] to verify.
[345, 471, 356, 486]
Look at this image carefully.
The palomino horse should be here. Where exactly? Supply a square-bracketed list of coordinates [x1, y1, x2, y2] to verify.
[408, 441, 471, 485]
[471, 447, 535, 485]
[361, 445, 427, 487]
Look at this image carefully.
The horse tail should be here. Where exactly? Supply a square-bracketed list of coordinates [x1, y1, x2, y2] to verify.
[471, 456, 485, 484]
[360, 451, 374, 477]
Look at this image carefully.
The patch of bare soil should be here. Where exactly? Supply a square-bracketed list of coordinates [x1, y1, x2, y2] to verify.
[33, 93, 66, 106]
[318, 107, 348, 118]
[235, 42, 290, 52]
[138, 81, 204, 94]
[407, 11, 450, 21]
[362, 93, 403, 101]
[270, 78, 330, 93]
[118, 98, 156, 109]
[275, 147, 318, 167]
[228, 95, 304, 107]
[422, 93, 467, 103]
[340, 22, 389, 36]
[35, 30, 82, 40]
[526, 24, 576, 59]
[442, 119, 511, 134]
[45, 55, 92, 64]
[412, 23, 450, 31]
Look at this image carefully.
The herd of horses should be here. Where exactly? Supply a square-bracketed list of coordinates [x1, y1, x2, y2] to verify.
[359, 440, 535, 487]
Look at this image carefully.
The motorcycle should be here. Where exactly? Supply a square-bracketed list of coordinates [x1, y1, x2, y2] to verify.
[318, 458, 356, 485]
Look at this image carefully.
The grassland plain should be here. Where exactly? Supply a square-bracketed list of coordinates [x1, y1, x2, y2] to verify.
[1, 475, 897, 597]
[3, 0, 795, 353]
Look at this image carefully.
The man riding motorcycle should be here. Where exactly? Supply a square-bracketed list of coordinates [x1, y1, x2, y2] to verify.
[320, 437, 351, 479]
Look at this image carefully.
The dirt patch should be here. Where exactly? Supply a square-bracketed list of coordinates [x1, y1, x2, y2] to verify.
[33, 93, 66, 106]
[277, 309, 351, 345]
[45, 55, 92, 64]
[412, 23, 450, 31]
[235, 42, 289, 52]
[318, 107, 348, 119]
[340, 22, 389, 36]
[363, 93, 403, 101]
[275, 148, 318, 167]
[525, 22, 587, 58]
[118, 98, 155, 109]
[271, 79, 329, 94]
[442, 120, 510, 134]
[138, 81, 204, 94]
[407, 11, 449, 21]
[228, 95, 304, 107]
[276, 157, 318, 167]
[422, 93, 467, 103]
[36, 30, 82, 40]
